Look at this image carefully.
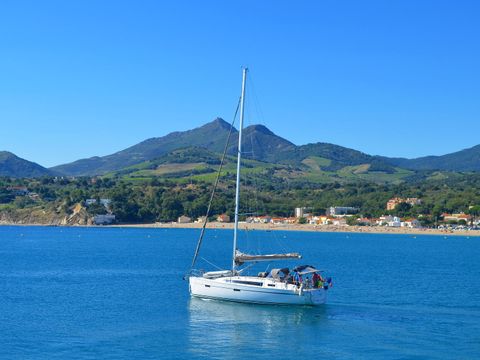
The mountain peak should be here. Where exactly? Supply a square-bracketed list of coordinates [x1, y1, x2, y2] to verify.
[51, 117, 238, 176]
[0, 151, 14, 160]
[212, 117, 229, 126]
[204, 117, 235, 131]
[245, 124, 274, 136]
[0, 151, 53, 178]
[48, 117, 480, 177]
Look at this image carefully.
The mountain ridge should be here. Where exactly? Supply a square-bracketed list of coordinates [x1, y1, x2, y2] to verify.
[2, 119, 480, 178]
[51, 118, 237, 176]
[377, 144, 480, 172]
[0, 151, 54, 178]
[50, 118, 480, 176]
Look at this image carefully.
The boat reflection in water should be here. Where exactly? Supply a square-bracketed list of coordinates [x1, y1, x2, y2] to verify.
[187, 297, 330, 359]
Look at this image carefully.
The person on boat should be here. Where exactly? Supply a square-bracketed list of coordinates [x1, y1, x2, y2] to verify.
[312, 272, 325, 288]
[281, 268, 290, 282]
[293, 272, 303, 286]
[285, 270, 294, 284]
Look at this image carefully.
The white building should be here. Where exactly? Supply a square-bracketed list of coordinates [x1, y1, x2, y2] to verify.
[332, 218, 347, 226]
[178, 215, 192, 224]
[377, 215, 394, 226]
[388, 216, 402, 227]
[86, 198, 111, 208]
[100, 199, 111, 207]
[295, 207, 306, 218]
[327, 206, 359, 217]
[401, 219, 422, 228]
[94, 214, 116, 225]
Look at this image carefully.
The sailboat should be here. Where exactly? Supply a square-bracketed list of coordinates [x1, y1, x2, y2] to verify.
[188, 68, 331, 305]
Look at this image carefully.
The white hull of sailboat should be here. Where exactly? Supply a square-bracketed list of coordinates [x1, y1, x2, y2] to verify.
[189, 275, 327, 306]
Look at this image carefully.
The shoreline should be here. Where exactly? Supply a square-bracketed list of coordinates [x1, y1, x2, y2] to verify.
[2, 221, 479, 237]
[115, 222, 480, 237]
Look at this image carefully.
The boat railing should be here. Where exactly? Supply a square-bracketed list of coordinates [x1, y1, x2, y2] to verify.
[190, 269, 205, 277]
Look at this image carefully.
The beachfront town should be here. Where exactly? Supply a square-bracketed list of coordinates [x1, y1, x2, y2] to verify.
[177, 197, 480, 232]
[44, 194, 480, 231]
[3, 185, 479, 231]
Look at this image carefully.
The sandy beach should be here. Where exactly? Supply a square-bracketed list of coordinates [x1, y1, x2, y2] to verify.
[111, 221, 480, 237]
[2, 221, 478, 237]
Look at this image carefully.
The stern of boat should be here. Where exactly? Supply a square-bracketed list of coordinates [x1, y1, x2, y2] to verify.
[308, 288, 327, 305]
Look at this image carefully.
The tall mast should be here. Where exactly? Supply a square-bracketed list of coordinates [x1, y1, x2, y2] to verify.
[232, 67, 248, 271]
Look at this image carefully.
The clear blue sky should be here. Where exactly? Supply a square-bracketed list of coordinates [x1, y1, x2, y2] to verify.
[1, 0, 479, 167]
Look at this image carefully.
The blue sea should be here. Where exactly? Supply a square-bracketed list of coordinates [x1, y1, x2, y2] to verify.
[1, 226, 479, 359]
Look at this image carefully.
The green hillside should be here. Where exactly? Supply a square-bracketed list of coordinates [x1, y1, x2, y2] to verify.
[50, 118, 406, 179]
[226, 124, 296, 162]
[106, 147, 413, 186]
[0, 151, 54, 178]
[380, 145, 480, 171]
[51, 118, 236, 176]
[2, 118, 477, 179]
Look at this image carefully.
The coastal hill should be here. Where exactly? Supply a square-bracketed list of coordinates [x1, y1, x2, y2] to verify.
[378, 145, 480, 172]
[50, 118, 298, 176]
[2, 118, 480, 178]
[48, 118, 402, 177]
[228, 124, 296, 163]
[0, 151, 54, 178]
[51, 118, 235, 177]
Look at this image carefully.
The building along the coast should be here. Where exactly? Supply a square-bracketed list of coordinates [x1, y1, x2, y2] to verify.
[178, 215, 192, 224]
[217, 214, 231, 222]
[94, 214, 116, 225]
[327, 206, 359, 216]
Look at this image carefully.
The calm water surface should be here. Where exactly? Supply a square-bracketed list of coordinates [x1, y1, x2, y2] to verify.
[0, 226, 479, 359]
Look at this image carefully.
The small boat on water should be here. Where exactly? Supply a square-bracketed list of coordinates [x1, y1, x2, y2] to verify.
[188, 68, 332, 305]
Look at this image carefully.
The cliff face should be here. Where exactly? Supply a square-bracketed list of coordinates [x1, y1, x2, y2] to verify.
[0, 204, 91, 226]
[60, 204, 92, 226]
[0, 208, 63, 225]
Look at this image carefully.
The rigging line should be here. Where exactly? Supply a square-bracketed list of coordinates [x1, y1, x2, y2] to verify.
[248, 73, 267, 218]
[247, 84, 267, 254]
[250, 73, 289, 256]
[190, 97, 241, 271]
[237, 262, 255, 274]
[249, 133, 264, 219]
[242, 71, 268, 255]
[248, 72, 267, 127]
[200, 257, 224, 271]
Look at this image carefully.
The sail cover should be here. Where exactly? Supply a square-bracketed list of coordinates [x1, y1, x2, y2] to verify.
[235, 250, 302, 265]
[293, 265, 322, 275]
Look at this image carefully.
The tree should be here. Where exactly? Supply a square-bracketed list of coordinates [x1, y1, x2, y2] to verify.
[346, 216, 359, 226]
[86, 201, 107, 216]
[468, 205, 480, 218]
[159, 197, 184, 222]
[395, 202, 412, 217]
[0, 189, 14, 204]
